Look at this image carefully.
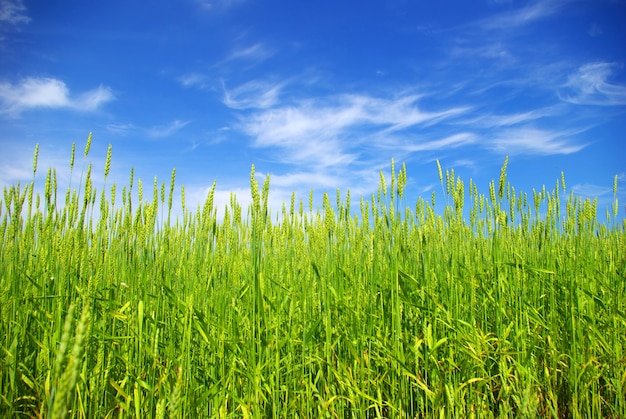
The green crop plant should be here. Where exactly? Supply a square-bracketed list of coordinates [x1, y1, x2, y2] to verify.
[1, 134, 624, 418]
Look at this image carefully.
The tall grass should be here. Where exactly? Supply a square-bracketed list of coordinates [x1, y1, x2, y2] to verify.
[1, 135, 624, 418]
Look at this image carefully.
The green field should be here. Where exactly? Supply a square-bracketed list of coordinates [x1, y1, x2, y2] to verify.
[1, 136, 625, 418]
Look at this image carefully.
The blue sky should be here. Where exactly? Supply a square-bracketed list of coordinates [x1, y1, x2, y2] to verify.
[1, 0, 625, 222]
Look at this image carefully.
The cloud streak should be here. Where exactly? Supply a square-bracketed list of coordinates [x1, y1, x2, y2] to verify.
[488, 127, 588, 155]
[178, 73, 209, 89]
[107, 119, 190, 138]
[194, 0, 246, 13]
[461, 107, 562, 128]
[239, 93, 471, 169]
[401, 133, 477, 152]
[0, 0, 30, 26]
[559, 62, 626, 106]
[212, 43, 275, 70]
[0, 77, 114, 116]
[222, 79, 285, 109]
[479, 0, 567, 30]
[147, 120, 191, 138]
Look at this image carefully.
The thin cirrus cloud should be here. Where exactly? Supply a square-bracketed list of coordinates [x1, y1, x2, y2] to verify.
[212, 43, 275, 70]
[147, 120, 190, 138]
[461, 107, 562, 128]
[193, 0, 246, 13]
[400, 133, 477, 153]
[237, 93, 472, 169]
[178, 44, 277, 92]
[107, 120, 190, 138]
[571, 182, 613, 199]
[559, 62, 626, 106]
[178, 73, 209, 89]
[0, 77, 115, 116]
[479, 0, 567, 30]
[239, 94, 469, 146]
[488, 127, 588, 155]
[257, 171, 343, 189]
[0, 0, 30, 26]
[222, 79, 285, 110]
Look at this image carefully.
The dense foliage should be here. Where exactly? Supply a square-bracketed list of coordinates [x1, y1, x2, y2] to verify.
[1, 135, 624, 418]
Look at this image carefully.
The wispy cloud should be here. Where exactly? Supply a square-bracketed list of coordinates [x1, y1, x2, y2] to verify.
[239, 93, 471, 169]
[587, 23, 602, 38]
[193, 0, 245, 13]
[462, 107, 561, 128]
[450, 41, 513, 63]
[400, 133, 477, 152]
[488, 127, 588, 155]
[257, 171, 342, 189]
[559, 62, 626, 106]
[228, 43, 273, 62]
[214, 43, 275, 69]
[480, 0, 566, 30]
[106, 123, 135, 136]
[571, 182, 613, 199]
[0, 141, 83, 192]
[178, 72, 209, 89]
[0, 0, 30, 26]
[147, 120, 191, 138]
[222, 79, 285, 109]
[107, 119, 190, 138]
[179, 43, 277, 93]
[0, 77, 114, 116]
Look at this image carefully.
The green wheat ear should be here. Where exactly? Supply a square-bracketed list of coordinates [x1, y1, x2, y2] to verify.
[69, 142, 75, 171]
[104, 144, 112, 180]
[32, 143, 39, 177]
[436, 159, 443, 184]
[250, 164, 260, 212]
[498, 155, 509, 201]
[83, 132, 92, 158]
[2, 137, 625, 417]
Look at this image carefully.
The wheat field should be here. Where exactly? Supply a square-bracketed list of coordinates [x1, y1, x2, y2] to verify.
[1, 134, 624, 418]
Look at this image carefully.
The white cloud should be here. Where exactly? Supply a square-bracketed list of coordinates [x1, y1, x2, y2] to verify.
[463, 107, 561, 128]
[0, 0, 30, 26]
[222, 79, 285, 109]
[0, 151, 31, 188]
[194, 0, 245, 13]
[0, 141, 87, 195]
[488, 127, 587, 155]
[147, 120, 190, 138]
[0, 77, 114, 116]
[227, 43, 273, 62]
[107, 119, 190, 138]
[587, 23, 602, 38]
[77, 85, 116, 111]
[480, 0, 566, 30]
[559, 62, 626, 106]
[244, 94, 467, 143]
[213, 43, 275, 69]
[238, 93, 472, 171]
[178, 73, 208, 89]
[107, 123, 134, 136]
[450, 42, 513, 63]
[402, 133, 477, 152]
[258, 171, 342, 189]
[1, 78, 70, 109]
[571, 183, 612, 199]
